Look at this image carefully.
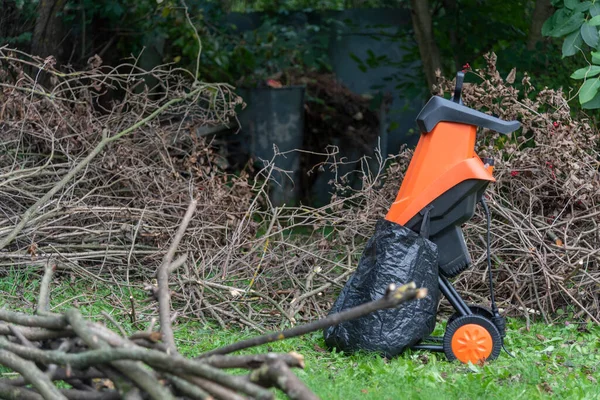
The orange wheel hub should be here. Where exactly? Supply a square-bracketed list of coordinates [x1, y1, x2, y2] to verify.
[450, 323, 493, 364]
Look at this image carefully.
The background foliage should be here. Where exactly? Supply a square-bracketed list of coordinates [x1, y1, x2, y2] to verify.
[542, 0, 600, 108]
[0, 1, 587, 102]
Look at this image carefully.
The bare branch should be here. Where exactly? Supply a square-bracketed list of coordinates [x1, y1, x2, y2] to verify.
[65, 309, 176, 400]
[36, 261, 56, 315]
[197, 283, 426, 358]
[0, 349, 67, 399]
[0, 310, 67, 330]
[250, 360, 317, 400]
[157, 199, 198, 353]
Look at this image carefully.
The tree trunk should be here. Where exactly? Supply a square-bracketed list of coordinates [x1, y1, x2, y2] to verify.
[31, 0, 67, 62]
[410, 0, 442, 91]
[527, 0, 554, 50]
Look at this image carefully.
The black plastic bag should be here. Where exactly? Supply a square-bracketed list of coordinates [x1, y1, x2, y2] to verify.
[323, 218, 440, 358]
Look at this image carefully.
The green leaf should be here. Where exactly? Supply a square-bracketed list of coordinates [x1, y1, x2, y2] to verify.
[542, 14, 557, 36]
[554, 8, 571, 25]
[579, 78, 600, 103]
[589, 15, 600, 26]
[540, 345, 555, 353]
[582, 92, 600, 108]
[564, 0, 578, 9]
[467, 362, 480, 373]
[581, 22, 599, 47]
[563, 30, 583, 56]
[592, 51, 600, 63]
[570, 65, 600, 78]
[550, 12, 585, 37]
[574, 1, 592, 12]
[591, 3, 600, 16]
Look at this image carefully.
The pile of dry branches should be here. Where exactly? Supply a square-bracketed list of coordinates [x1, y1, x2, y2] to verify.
[0, 47, 251, 317]
[433, 53, 600, 324]
[0, 47, 394, 333]
[0, 281, 423, 400]
[0, 45, 598, 340]
[0, 199, 426, 399]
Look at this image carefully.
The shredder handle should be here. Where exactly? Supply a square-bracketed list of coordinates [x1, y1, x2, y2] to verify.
[416, 72, 521, 135]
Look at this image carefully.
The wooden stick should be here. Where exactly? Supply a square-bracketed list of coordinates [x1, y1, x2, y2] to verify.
[65, 309, 175, 400]
[36, 261, 56, 315]
[202, 353, 304, 370]
[197, 282, 426, 358]
[0, 367, 104, 386]
[183, 376, 248, 400]
[0, 349, 67, 399]
[59, 388, 121, 400]
[7, 325, 35, 348]
[167, 253, 188, 275]
[163, 373, 213, 400]
[157, 199, 197, 353]
[45, 338, 72, 379]
[0, 325, 74, 341]
[0, 382, 43, 400]
[0, 310, 67, 330]
[129, 295, 137, 325]
[250, 359, 318, 400]
[101, 311, 127, 337]
[82, 323, 275, 399]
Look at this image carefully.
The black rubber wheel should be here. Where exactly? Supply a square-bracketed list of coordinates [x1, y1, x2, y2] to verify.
[447, 304, 494, 326]
[443, 314, 502, 363]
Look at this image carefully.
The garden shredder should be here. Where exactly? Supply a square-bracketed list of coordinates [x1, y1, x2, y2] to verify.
[324, 72, 521, 364]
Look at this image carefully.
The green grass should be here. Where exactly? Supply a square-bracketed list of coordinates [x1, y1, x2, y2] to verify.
[174, 320, 600, 400]
[1, 271, 599, 399]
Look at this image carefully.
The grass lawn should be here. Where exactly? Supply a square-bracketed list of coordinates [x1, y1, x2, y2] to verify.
[0, 269, 599, 399]
[175, 320, 600, 400]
